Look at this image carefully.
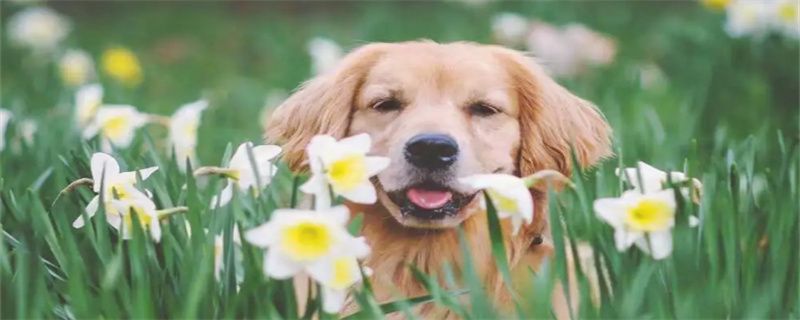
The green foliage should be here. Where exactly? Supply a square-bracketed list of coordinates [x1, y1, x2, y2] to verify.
[1, 1, 798, 319]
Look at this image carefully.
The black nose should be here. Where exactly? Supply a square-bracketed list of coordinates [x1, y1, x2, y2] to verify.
[404, 133, 459, 169]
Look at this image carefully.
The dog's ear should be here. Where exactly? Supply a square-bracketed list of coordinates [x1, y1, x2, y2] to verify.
[266, 43, 388, 171]
[492, 47, 612, 177]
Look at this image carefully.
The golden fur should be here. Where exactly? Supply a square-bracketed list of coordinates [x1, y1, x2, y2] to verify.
[267, 41, 611, 317]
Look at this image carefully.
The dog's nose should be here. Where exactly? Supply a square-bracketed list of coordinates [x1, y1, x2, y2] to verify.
[404, 133, 459, 169]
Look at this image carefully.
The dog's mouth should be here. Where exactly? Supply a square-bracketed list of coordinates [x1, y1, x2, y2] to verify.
[387, 182, 477, 221]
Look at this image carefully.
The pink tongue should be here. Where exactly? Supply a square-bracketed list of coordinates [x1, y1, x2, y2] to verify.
[406, 188, 453, 209]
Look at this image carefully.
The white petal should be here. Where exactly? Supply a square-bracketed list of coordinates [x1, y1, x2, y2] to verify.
[228, 142, 253, 171]
[244, 222, 278, 248]
[636, 230, 672, 260]
[81, 123, 100, 139]
[338, 133, 371, 154]
[150, 220, 162, 242]
[264, 249, 302, 279]
[321, 286, 348, 314]
[338, 181, 377, 204]
[614, 229, 642, 252]
[299, 174, 327, 195]
[327, 205, 351, 227]
[364, 156, 390, 176]
[593, 197, 628, 228]
[85, 195, 100, 215]
[510, 215, 523, 235]
[211, 184, 234, 208]
[118, 166, 159, 184]
[689, 215, 700, 227]
[251, 145, 282, 162]
[90, 153, 120, 192]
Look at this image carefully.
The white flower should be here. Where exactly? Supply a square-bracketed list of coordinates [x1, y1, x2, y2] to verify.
[109, 187, 162, 242]
[72, 152, 158, 229]
[616, 161, 703, 199]
[725, 0, 771, 38]
[74, 84, 103, 128]
[168, 99, 207, 170]
[594, 189, 677, 259]
[81, 105, 148, 152]
[7, 6, 70, 53]
[59, 49, 95, 86]
[459, 174, 534, 235]
[210, 142, 282, 208]
[300, 134, 390, 208]
[526, 20, 616, 77]
[307, 37, 343, 75]
[491, 13, 529, 47]
[214, 226, 242, 281]
[769, 0, 800, 38]
[0, 109, 12, 152]
[19, 119, 37, 146]
[244, 206, 370, 313]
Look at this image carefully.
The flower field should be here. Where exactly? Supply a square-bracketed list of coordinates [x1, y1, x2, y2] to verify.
[1, 1, 798, 318]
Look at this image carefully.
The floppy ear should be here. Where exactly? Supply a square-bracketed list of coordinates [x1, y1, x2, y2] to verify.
[265, 43, 388, 171]
[493, 47, 612, 177]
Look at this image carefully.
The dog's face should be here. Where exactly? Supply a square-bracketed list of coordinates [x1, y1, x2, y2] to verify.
[268, 41, 611, 231]
[349, 45, 520, 227]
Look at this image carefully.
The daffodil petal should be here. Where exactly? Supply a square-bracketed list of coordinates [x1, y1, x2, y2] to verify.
[328, 205, 351, 227]
[321, 285, 348, 314]
[593, 197, 628, 228]
[614, 228, 642, 251]
[365, 156, 390, 176]
[251, 145, 282, 162]
[264, 250, 302, 279]
[299, 174, 327, 195]
[90, 152, 120, 192]
[635, 230, 672, 260]
[150, 220, 162, 243]
[338, 181, 377, 204]
[338, 133, 371, 155]
[244, 222, 279, 248]
[689, 215, 700, 227]
[211, 184, 234, 208]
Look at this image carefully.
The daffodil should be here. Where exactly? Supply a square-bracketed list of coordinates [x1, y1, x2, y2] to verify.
[74, 84, 103, 128]
[72, 152, 158, 229]
[59, 49, 95, 86]
[459, 174, 534, 235]
[0, 109, 12, 152]
[214, 226, 242, 281]
[102, 47, 143, 87]
[210, 142, 282, 208]
[594, 189, 677, 260]
[81, 105, 148, 152]
[307, 37, 343, 75]
[616, 161, 702, 201]
[491, 12, 529, 47]
[725, 0, 771, 38]
[300, 134, 390, 208]
[770, 0, 799, 38]
[7, 6, 70, 53]
[244, 206, 370, 313]
[168, 99, 208, 170]
[108, 187, 162, 241]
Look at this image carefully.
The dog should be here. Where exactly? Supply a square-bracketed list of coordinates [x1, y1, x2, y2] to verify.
[266, 41, 612, 317]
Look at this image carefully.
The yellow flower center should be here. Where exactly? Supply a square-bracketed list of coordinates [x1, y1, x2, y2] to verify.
[102, 115, 129, 141]
[330, 257, 357, 290]
[280, 222, 333, 261]
[102, 47, 142, 87]
[625, 199, 673, 232]
[122, 205, 153, 230]
[778, 2, 797, 22]
[487, 190, 518, 214]
[701, 0, 731, 10]
[109, 184, 129, 199]
[326, 154, 366, 192]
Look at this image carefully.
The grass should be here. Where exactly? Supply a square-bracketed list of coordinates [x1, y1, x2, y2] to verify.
[1, 1, 798, 318]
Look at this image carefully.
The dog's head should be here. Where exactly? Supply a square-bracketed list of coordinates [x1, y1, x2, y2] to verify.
[268, 41, 611, 230]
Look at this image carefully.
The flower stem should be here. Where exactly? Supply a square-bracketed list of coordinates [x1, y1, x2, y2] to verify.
[194, 166, 238, 179]
[51, 178, 94, 209]
[145, 114, 171, 127]
[157, 206, 189, 220]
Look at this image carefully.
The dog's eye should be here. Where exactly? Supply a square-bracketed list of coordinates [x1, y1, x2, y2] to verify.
[371, 98, 402, 112]
[469, 102, 500, 117]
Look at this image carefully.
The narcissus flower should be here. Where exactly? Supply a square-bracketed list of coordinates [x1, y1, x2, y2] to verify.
[491, 12, 529, 47]
[617, 161, 703, 201]
[109, 187, 162, 242]
[59, 49, 95, 86]
[72, 152, 158, 228]
[244, 206, 370, 313]
[7, 7, 70, 53]
[307, 37, 342, 75]
[0, 109, 12, 152]
[725, 0, 771, 38]
[300, 134, 390, 208]
[81, 105, 148, 152]
[459, 174, 534, 235]
[74, 84, 103, 128]
[102, 47, 143, 87]
[210, 142, 282, 208]
[770, 0, 800, 38]
[168, 99, 207, 170]
[594, 189, 677, 260]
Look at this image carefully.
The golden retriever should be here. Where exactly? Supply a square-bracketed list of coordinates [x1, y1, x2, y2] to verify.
[266, 40, 611, 317]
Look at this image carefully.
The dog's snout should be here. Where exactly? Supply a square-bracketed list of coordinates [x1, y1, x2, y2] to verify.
[404, 133, 459, 169]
